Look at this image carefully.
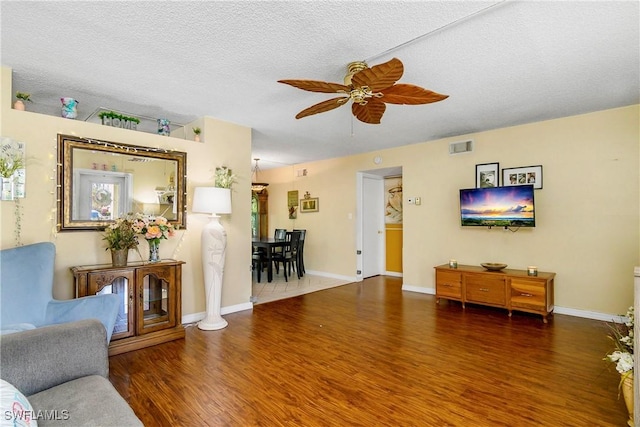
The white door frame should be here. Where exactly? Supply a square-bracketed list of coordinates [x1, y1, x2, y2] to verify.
[356, 166, 403, 281]
[356, 172, 385, 280]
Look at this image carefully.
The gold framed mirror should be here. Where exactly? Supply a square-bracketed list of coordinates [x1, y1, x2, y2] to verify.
[57, 134, 187, 231]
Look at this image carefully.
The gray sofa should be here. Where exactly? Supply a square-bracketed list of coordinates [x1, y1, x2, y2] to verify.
[0, 319, 142, 426]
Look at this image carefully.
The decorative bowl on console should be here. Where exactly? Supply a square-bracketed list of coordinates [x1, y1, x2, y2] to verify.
[481, 263, 508, 271]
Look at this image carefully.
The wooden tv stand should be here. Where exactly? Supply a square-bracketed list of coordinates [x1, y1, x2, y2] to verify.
[434, 264, 555, 322]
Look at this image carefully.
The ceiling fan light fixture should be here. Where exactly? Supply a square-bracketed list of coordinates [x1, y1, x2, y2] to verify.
[349, 85, 382, 105]
[343, 61, 368, 85]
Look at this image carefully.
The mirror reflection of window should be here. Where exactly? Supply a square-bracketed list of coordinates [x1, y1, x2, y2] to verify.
[92, 184, 115, 220]
[74, 169, 133, 221]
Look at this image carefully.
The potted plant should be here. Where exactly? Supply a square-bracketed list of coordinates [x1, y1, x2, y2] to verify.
[13, 92, 32, 111]
[215, 166, 237, 189]
[193, 127, 202, 142]
[102, 214, 140, 267]
[604, 306, 634, 426]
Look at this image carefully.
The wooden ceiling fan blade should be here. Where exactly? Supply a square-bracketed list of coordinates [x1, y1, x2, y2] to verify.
[351, 100, 386, 124]
[295, 97, 349, 119]
[381, 84, 449, 105]
[351, 57, 404, 92]
[278, 79, 350, 94]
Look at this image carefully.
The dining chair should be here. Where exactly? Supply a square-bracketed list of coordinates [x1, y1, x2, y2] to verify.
[293, 229, 306, 276]
[252, 251, 266, 283]
[271, 231, 301, 282]
[271, 228, 288, 261]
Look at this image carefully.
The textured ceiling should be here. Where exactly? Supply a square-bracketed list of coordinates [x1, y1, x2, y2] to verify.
[1, 1, 638, 169]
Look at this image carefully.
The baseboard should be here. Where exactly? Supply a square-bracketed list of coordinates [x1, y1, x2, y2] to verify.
[304, 270, 358, 282]
[401, 283, 621, 322]
[182, 312, 204, 325]
[402, 284, 435, 295]
[385, 271, 403, 278]
[182, 301, 253, 325]
[552, 306, 622, 322]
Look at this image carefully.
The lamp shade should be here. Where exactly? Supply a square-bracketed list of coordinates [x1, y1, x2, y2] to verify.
[192, 187, 232, 215]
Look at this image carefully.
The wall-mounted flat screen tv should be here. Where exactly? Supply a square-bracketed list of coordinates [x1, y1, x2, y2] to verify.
[459, 185, 536, 227]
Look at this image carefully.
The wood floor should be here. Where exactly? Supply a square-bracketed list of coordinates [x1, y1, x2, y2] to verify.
[109, 276, 629, 426]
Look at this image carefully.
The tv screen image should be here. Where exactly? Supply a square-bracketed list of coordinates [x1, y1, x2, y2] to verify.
[459, 185, 536, 227]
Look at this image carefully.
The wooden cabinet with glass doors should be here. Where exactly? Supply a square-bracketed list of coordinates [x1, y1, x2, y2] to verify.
[71, 260, 185, 355]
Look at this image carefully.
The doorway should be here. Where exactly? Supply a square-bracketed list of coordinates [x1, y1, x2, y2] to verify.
[251, 190, 268, 239]
[356, 166, 403, 280]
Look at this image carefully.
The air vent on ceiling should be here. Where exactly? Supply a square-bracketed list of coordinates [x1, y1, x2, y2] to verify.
[449, 139, 473, 155]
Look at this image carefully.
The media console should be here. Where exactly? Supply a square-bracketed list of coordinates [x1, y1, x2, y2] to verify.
[434, 264, 555, 322]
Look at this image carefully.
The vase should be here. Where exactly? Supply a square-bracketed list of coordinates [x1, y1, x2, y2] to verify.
[157, 119, 170, 136]
[194, 134, 200, 142]
[60, 97, 78, 119]
[111, 249, 128, 267]
[1, 177, 14, 201]
[148, 240, 160, 263]
[13, 100, 25, 111]
[621, 372, 634, 427]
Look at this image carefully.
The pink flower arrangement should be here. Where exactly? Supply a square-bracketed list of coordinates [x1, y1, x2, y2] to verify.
[132, 214, 176, 244]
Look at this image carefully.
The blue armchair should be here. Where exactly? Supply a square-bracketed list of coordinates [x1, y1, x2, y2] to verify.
[0, 242, 119, 341]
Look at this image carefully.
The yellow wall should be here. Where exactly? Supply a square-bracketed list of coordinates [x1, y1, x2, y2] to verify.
[386, 224, 402, 273]
[0, 67, 252, 319]
[385, 176, 403, 273]
[262, 105, 640, 315]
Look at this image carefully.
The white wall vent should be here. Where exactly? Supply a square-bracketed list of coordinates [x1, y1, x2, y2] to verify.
[449, 139, 474, 155]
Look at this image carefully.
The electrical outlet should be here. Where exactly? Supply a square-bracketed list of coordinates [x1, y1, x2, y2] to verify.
[415, 197, 421, 205]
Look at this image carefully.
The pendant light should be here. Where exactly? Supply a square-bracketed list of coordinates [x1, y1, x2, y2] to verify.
[251, 158, 269, 192]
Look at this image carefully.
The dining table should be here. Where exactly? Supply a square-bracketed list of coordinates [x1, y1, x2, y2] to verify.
[252, 237, 289, 282]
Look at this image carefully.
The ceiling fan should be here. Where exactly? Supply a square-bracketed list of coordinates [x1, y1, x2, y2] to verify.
[278, 57, 448, 124]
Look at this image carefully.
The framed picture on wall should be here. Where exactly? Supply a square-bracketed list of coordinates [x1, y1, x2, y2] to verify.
[300, 197, 319, 213]
[502, 165, 543, 189]
[288, 190, 298, 219]
[475, 162, 499, 188]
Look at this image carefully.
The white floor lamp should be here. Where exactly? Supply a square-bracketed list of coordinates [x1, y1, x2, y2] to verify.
[192, 187, 232, 330]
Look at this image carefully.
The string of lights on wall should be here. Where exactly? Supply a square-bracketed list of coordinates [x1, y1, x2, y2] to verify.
[81, 136, 182, 154]
[51, 138, 60, 242]
[13, 198, 22, 246]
